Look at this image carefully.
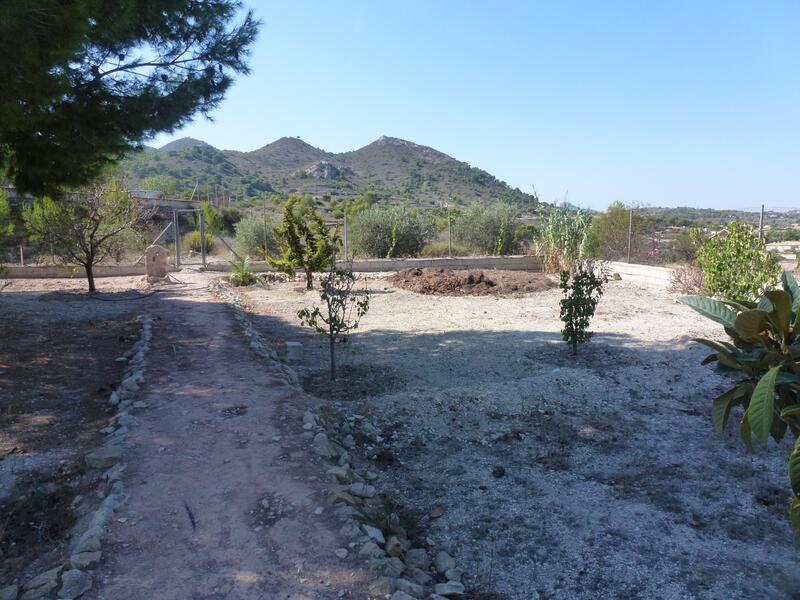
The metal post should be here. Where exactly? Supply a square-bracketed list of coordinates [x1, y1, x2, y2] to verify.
[759, 204, 765, 239]
[19, 245, 24, 266]
[262, 192, 268, 261]
[627, 209, 633, 263]
[447, 206, 452, 258]
[173, 210, 181, 268]
[199, 211, 207, 268]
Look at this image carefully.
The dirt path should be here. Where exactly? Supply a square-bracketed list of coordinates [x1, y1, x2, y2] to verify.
[85, 279, 372, 599]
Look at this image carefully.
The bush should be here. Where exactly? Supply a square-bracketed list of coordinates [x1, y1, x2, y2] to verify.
[539, 207, 590, 272]
[452, 203, 518, 255]
[221, 207, 243, 235]
[184, 230, 215, 253]
[585, 201, 653, 261]
[234, 215, 277, 260]
[349, 206, 434, 258]
[419, 241, 471, 258]
[559, 262, 605, 355]
[694, 220, 780, 301]
[668, 264, 706, 295]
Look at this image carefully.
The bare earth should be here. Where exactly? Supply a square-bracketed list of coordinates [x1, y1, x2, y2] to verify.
[3, 270, 799, 599]
[241, 272, 800, 599]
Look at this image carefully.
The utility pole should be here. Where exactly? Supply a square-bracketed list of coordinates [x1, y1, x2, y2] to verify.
[759, 204, 765, 239]
[262, 192, 268, 261]
[627, 209, 633, 263]
[199, 210, 207, 267]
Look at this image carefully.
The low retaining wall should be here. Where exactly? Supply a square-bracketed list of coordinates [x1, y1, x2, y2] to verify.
[206, 255, 544, 273]
[2, 264, 178, 279]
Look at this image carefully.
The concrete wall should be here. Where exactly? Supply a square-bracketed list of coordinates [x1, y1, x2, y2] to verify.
[205, 255, 544, 273]
[2, 264, 177, 279]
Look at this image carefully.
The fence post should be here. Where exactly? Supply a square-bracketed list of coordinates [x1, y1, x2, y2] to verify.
[759, 204, 765, 239]
[173, 210, 181, 268]
[199, 211, 207, 268]
[343, 214, 349, 261]
[627, 209, 633, 263]
[448, 206, 452, 258]
[19, 245, 24, 266]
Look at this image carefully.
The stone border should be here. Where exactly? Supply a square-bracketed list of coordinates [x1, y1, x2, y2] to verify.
[1, 316, 153, 600]
[208, 279, 466, 600]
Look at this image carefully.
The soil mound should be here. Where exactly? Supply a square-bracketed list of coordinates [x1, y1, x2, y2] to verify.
[391, 267, 557, 297]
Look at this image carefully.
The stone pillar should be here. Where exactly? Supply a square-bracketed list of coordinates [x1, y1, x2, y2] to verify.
[145, 244, 168, 282]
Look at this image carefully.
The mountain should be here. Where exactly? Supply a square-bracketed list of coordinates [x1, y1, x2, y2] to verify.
[118, 135, 538, 210]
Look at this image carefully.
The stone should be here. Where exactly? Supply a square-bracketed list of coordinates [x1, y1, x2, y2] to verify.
[21, 566, 61, 599]
[406, 567, 431, 585]
[404, 548, 430, 570]
[327, 489, 358, 506]
[348, 483, 376, 498]
[444, 568, 462, 582]
[69, 551, 102, 570]
[132, 401, 148, 409]
[0, 584, 18, 600]
[433, 582, 465, 596]
[85, 447, 124, 469]
[73, 530, 102, 554]
[385, 536, 405, 557]
[108, 392, 119, 406]
[334, 548, 348, 559]
[358, 541, 384, 559]
[612, 272, 622, 280]
[312, 433, 337, 458]
[394, 578, 424, 597]
[58, 570, 91, 599]
[339, 521, 361, 538]
[362, 524, 385, 544]
[390, 592, 416, 600]
[145, 244, 169, 282]
[434, 551, 456, 574]
[327, 466, 356, 484]
[370, 557, 405, 578]
[368, 578, 396, 595]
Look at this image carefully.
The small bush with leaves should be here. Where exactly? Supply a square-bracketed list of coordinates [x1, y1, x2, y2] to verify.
[679, 272, 800, 531]
[234, 215, 277, 260]
[452, 202, 518, 256]
[227, 256, 257, 286]
[694, 220, 780, 301]
[184, 230, 215, 253]
[298, 265, 370, 380]
[349, 206, 434, 258]
[559, 262, 605, 355]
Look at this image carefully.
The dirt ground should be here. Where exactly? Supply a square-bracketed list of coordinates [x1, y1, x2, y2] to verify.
[391, 268, 558, 297]
[240, 272, 800, 599]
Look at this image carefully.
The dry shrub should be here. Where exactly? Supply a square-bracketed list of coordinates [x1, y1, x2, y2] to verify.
[669, 264, 706, 295]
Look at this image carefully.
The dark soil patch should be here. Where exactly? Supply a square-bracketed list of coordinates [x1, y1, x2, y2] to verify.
[300, 364, 405, 402]
[391, 268, 557, 297]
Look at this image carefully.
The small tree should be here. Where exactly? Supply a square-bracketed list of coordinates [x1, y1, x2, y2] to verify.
[298, 262, 370, 380]
[269, 196, 335, 289]
[694, 220, 780, 302]
[452, 202, 519, 256]
[234, 214, 277, 260]
[559, 262, 605, 355]
[23, 182, 148, 292]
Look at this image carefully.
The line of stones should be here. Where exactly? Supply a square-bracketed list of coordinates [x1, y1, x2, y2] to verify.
[208, 281, 466, 600]
[1, 316, 153, 600]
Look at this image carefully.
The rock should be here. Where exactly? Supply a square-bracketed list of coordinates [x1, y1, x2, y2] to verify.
[84, 447, 124, 469]
[491, 465, 505, 478]
[394, 578, 424, 597]
[69, 551, 102, 570]
[404, 548, 430, 570]
[21, 566, 61, 599]
[304, 161, 341, 180]
[132, 401, 148, 409]
[73, 530, 102, 554]
[362, 524, 385, 544]
[58, 570, 91, 599]
[406, 567, 431, 585]
[444, 568, 462, 582]
[348, 483, 376, 498]
[434, 551, 456, 574]
[343, 434, 356, 448]
[385, 536, 405, 557]
[390, 592, 417, 600]
[327, 489, 358, 506]
[339, 521, 361, 538]
[358, 541, 384, 558]
[0, 584, 18, 600]
[612, 272, 622, 280]
[429, 596, 449, 600]
[370, 557, 405, 578]
[312, 433, 337, 458]
[108, 392, 119, 406]
[368, 578, 396, 595]
[433, 581, 465, 596]
[327, 465, 357, 484]
[334, 548, 348, 559]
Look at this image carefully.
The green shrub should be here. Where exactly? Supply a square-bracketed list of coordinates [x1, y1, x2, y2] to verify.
[221, 207, 243, 235]
[419, 241, 471, 258]
[452, 202, 518, 255]
[228, 256, 257, 286]
[234, 215, 276, 260]
[679, 273, 800, 532]
[349, 206, 434, 258]
[184, 230, 215, 253]
[694, 220, 780, 301]
[559, 262, 605, 355]
[539, 207, 590, 273]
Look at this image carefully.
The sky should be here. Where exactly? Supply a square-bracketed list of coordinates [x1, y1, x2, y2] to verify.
[152, 1, 800, 211]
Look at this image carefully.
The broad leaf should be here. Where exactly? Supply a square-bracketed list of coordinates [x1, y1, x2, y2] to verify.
[734, 310, 770, 342]
[747, 365, 780, 445]
[712, 390, 735, 434]
[782, 271, 800, 312]
[781, 404, 800, 418]
[791, 497, 800, 532]
[678, 296, 738, 328]
[764, 290, 793, 337]
[790, 437, 800, 496]
[740, 412, 754, 452]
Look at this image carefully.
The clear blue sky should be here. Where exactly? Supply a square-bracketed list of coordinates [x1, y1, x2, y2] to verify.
[153, 1, 800, 210]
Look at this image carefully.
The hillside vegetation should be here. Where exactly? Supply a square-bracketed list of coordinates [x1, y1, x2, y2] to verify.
[119, 136, 539, 210]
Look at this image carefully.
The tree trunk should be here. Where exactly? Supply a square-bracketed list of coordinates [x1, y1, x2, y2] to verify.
[85, 263, 96, 293]
[305, 269, 313, 290]
[329, 333, 336, 380]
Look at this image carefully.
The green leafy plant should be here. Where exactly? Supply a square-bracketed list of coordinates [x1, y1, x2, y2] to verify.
[349, 206, 434, 258]
[559, 262, 605, 355]
[0, 190, 14, 243]
[452, 202, 518, 256]
[539, 207, 590, 273]
[227, 255, 257, 286]
[184, 230, 215, 253]
[297, 264, 370, 380]
[268, 195, 336, 289]
[694, 220, 780, 301]
[679, 272, 800, 531]
[233, 215, 276, 260]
